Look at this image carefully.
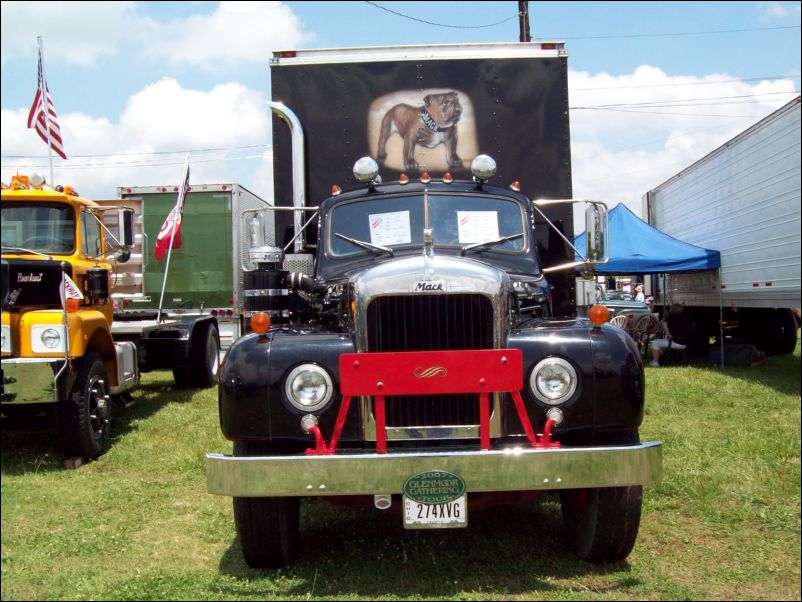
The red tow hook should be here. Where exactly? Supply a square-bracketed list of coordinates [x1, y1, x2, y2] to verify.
[305, 425, 330, 455]
[537, 418, 561, 448]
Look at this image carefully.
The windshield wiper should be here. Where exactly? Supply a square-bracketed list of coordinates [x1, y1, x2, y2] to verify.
[461, 233, 523, 255]
[335, 233, 394, 257]
[1, 246, 53, 258]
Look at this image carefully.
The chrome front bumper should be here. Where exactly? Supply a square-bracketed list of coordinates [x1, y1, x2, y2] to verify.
[206, 442, 662, 497]
[1, 358, 67, 405]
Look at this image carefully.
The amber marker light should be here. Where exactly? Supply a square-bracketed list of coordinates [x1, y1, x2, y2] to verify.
[420, 172, 431, 184]
[66, 298, 81, 313]
[588, 304, 609, 328]
[331, 185, 342, 196]
[510, 181, 521, 192]
[399, 174, 409, 185]
[443, 172, 453, 183]
[250, 312, 271, 334]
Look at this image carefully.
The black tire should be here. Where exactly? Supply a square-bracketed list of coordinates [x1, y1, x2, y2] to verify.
[57, 352, 111, 460]
[559, 431, 643, 562]
[232, 440, 300, 568]
[172, 322, 220, 389]
[190, 322, 220, 388]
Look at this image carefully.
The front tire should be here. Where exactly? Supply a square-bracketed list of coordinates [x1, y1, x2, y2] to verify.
[232, 441, 300, 568]
[57, 352, 111, 460]
[559, 430, 643, 562]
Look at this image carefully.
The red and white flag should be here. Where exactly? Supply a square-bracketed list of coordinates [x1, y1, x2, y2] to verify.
[27, 44, 67, 160]
[60, 272, 84, 308]
[154, 161, 191, 260]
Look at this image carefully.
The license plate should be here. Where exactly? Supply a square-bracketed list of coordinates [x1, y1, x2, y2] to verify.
[403, 494, 467, 529]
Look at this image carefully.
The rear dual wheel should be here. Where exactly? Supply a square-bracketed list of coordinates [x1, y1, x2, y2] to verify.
[173, 321, 220, 388]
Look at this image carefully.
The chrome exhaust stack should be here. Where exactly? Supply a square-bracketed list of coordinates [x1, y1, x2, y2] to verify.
[269, 101, 307, 253]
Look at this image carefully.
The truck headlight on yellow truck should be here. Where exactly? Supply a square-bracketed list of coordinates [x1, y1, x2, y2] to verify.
[31, 324, 66, 353]
[1, 325, 10, 354]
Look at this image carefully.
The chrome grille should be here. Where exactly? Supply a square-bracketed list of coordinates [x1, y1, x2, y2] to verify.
[366, 294, 494, 427]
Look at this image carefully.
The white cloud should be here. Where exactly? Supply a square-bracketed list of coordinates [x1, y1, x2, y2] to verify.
[139, 1, 314, 67]
[567, 66, 798, 230]
[0, 1, 136, 67]
[762, 1, 802, 20]
[1, 2, 312, 69]
[1, 79, 273, 202]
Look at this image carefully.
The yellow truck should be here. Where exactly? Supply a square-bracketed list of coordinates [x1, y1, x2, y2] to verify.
[1, 174, 218, 459]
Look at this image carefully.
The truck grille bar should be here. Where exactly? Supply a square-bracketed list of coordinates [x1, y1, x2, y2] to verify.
[366, 294, 494, 427]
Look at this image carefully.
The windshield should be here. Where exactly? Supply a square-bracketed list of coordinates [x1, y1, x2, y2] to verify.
[328, 193, 526, 257]
[1, 202, 76, 254]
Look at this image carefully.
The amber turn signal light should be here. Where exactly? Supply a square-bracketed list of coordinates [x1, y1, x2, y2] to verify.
[250, 312, 271, 334]
[588, 304, 609, 327]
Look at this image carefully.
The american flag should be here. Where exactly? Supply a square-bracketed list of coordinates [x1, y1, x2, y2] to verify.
[27, 45, 67, 160]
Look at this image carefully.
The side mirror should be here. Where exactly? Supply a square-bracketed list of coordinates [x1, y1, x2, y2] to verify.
[118, 208, 135, 248]
[584, 202, 608, 264]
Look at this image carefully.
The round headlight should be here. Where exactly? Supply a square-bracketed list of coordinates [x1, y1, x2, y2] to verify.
[41, 328, 62, 349]
[284, 364, 334, 412]
[529, 357, 578, 405]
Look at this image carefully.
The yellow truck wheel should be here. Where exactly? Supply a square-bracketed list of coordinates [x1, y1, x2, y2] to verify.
[57, 352, 111, 460]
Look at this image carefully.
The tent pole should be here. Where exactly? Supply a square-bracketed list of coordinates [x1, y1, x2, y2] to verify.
[719, 267, 724, 368]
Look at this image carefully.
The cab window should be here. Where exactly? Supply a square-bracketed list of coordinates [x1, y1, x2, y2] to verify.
[82, 211, 102, 257]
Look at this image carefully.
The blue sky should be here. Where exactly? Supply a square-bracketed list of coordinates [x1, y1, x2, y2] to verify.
[1, 1, 800, 225]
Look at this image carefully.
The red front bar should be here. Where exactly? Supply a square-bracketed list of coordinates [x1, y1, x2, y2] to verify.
[307, 349, 557, 455]
[338, 349, 523, 396]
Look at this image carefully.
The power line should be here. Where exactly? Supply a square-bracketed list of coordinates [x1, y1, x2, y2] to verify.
[364, 1, 518, 29]
[541, 24, 800, 40]
[574, 107, 769, 118]
[571, 91, 800, 109]
[570, 75, 801, 92]
[2, 144, 270, 160]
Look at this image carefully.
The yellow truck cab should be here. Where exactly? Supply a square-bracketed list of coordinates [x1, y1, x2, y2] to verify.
[1, 174, 138, 459]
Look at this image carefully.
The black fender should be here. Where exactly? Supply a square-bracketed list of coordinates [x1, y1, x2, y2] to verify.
[508, 319, 644, 443]
[219, 326, 355, 444]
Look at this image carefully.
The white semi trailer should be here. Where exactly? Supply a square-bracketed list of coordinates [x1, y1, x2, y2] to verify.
[643, 96, 800, 354]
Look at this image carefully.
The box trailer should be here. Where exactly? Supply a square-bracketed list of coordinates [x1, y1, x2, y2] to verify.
[643, 96, 800, 354]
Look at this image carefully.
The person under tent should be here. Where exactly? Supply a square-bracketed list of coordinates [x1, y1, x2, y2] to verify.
[649, 303, 695, 367]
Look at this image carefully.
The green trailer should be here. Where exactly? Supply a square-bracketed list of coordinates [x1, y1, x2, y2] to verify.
[106, 183, 272, 351]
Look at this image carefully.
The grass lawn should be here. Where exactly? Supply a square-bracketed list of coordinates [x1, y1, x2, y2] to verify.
[2, 339, 800, 600]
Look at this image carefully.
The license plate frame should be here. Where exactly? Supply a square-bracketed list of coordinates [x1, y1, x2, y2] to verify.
[402, 494, 468, 529]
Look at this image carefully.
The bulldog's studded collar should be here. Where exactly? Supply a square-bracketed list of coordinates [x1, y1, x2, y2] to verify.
[420, 108, 452, 132]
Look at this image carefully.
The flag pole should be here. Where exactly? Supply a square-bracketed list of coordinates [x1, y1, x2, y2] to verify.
[157, 154, 190, 323]
[37, 36, 55, 186]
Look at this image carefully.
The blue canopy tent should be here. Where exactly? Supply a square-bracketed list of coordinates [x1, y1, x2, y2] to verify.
[574, 203, 720, 274]
[574, 203, 724, 364]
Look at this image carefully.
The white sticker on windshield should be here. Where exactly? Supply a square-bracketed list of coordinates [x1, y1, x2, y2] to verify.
[457, 211, 499, 244]
[369, 210, 411, 246]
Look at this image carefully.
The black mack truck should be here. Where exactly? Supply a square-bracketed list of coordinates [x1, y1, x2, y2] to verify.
[205, 43, 662, 568]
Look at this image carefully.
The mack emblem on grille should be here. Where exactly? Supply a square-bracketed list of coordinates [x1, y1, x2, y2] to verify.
[413, 366, 448, 379]
[412, 281, 445, 292]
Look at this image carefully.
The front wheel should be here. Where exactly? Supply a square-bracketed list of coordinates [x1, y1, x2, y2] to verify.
[232, 441, 300, 568]
[559, 430, 643, 562]
[559, 485, 643, 562]
[57, 352, 111, 459]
